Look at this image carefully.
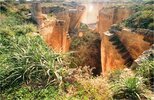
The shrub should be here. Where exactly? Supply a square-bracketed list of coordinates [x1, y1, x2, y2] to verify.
[111, 76, 145, 100]
[135, 59, 154, 89]
[0, 13, 37, 36]
[70, 31, 101, 75]
[148, 23, 154, 30]
[1, 85, 64, 100]
[64, 66, 112, 100]
[125, 10, 154, 30]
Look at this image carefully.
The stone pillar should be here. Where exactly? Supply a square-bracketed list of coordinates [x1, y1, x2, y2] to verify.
[31, 2, 43, 26]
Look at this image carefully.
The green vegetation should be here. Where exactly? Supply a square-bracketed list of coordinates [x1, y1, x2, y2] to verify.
[0, 2, 153, 100]
[136, 59, 154, 89]
[71, 25, 101, 75]
[125, 1, 154, 30]
[0, 1, 69, 90]
[111, 75, 145, 99]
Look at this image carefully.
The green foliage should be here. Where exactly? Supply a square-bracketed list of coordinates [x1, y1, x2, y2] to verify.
[0, 35, 70, 90]
[80, 23, 88, 30]
[108, 69, 123, 82]
[0, 3, 36, 36]
[136, 60, 154, 88]
[0, 2, 70, 91]
[1, 85, 63, 100]
[125, 1, 154, 30]
[4, 0, 16, 3]
[70, 31, 101, 71]
[144, 0, 154, 4]
[125, 10, 154, 30]
[111, 76, 145, 99]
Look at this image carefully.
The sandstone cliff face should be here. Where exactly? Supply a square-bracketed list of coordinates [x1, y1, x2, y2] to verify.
[31, 3, 44, 26]
[116, 29, 151, 60]
[101, 31, 126, 75]
[69, 6, 85, 34]
[98, 6, 133, 34]
[39, 19, 71, 52]
[100, 28, 152, 75]
[131, 44, 154, 69]
[31, 3, 85, 52]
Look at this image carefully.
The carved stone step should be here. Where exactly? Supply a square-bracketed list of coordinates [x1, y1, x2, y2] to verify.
[115, 43, 124, 49]
[122, 52, 130, 59]
[112, 40, 121, 45]
[124, 60, 133, 67]
[109, 35, 119, 41]
[118, 47, 127, 53]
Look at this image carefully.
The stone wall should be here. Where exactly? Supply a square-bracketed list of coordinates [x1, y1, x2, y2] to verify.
[31, 2, 85, 52]
[69, 5, 85, 34]
[98, 6, 133, 34]
[100, 28, 152, 75]
[101, 31, 126, 75]
[116, 29, 151, 59]
[31, 3, 70, 52]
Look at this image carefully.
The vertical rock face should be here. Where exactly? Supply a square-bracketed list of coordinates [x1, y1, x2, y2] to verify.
[97, 6, 135, 75]
[31, 2, 85, 52]
[101, 32, 126, 75]
[31, 3, 44, 26]
[116, 29, 151, 60]
[69, 6, 85, 34]
[98, 6, 133, 34]
[39, 20, 68, 52]
[100, 28, 152, 75]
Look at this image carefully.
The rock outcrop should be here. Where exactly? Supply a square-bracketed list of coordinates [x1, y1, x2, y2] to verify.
[131, 44, 154, 69]
[98, 6, 133, 34]
[100, 26, 152, 75]
[97, 5, 153, 75]
[31, 2, 85, 52]
[69, 6, 85, 35]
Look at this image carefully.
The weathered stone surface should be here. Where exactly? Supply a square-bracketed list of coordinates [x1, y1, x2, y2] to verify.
[31, 2, 44, 26]
[100, 27, 152, 75]
[31, 2, 85, 53]
[98, 6, 133, 34]
[101, 31, 126, 75]
[131, 44, 154, 69]
[116, 29, 151, 60]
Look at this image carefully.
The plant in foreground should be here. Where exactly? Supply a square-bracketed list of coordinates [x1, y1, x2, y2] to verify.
[111, 75, 145, 100]
[0, 35, 70, 91]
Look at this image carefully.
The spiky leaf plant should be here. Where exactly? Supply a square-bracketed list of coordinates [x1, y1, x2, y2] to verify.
[0, 35, 70, 91]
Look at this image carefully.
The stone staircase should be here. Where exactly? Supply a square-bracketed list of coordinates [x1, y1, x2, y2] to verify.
[108, 33, 134, 67]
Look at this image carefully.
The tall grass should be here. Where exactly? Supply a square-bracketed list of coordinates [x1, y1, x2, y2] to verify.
[0, 35, 70, 91]
[136, 59, 154, 90]
[110, 69, 146, 100]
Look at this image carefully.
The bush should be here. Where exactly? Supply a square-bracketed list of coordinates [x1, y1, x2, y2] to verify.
[0, 12, 37, 36]
[70, 31, 101, 75]
[112, 77, 145, 99]
[125, 10, 154, 30]
[148, 23, 154, 30]
[1, 85, 64, 100]
[136, 60, 154, 89]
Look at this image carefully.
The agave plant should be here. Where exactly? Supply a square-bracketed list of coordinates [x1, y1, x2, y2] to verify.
[111, 73, 145, 100]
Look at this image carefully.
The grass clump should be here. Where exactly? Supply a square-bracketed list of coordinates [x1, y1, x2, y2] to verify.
[135, 59, 154, 90]
[112, 76, 145, 100]
[108, 69, 146, 100]
[0, 35, 70, 91]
